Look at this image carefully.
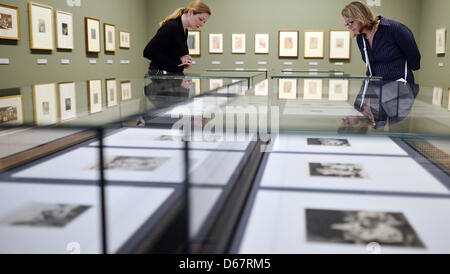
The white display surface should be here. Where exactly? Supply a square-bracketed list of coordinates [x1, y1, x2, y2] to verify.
[189, 187, 222, 237]
[0, 182, 174, 254]
[238, 190, 450, 253]
[260, 153, 448, 194]
[161, 97, 229, 117]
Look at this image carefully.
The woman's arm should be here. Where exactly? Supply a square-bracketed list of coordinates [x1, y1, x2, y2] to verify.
[392, 24, 421, 71]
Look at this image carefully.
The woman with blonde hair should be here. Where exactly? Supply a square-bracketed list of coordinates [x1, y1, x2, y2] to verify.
[144, 1, 211, 75]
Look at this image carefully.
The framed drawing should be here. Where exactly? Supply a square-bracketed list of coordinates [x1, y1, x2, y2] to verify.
[119, 31, 130, 49]
[304, 31, 324, 58]
[278, 79, 297, 100]
[448, 89, 450, 111]
[188, 30, 201, 56]
[106, 79, 118, 107]
[255, 33, 269, 54]
[209, 79, 224, 90]
[209, 33, 223, 54]
[254, 79, 268, 96]
[303, 79, 323, 100]
[278, 30, 298, 58]
[328, 80, 349, 101]
[432, 87, 443, 106]
[55, 10, 73, 49]
[58, 82, 76, 121]
[0, 4, 20, 40]
[191, 78, 201, 95]
[87, 80, 102, 114]
[121, 81, 132, 101]
[85, 17, 100, 53]
[436, 28, 446, 54]
[104, 23, 116, 52]
[28, 2, 53, 50]
[0, 95, 24, 125]
[33, 83, 57, 125]
[232, 33, 246, 54]
[329, 29, 351, 60]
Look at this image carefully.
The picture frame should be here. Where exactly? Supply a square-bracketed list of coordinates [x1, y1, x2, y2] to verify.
[436, 28, 446, 55]
[209, 79, 224, 90]
[448, 88, 450, 112]
[104, 23, 116, 52]
[87, 80, 102, 114]
[0, 95, 24, 125]
[55, 10, 73, 50]
[85, 17, 100, 53]
[58, 82, 76, 121]
[232, 33, 246, 54]
[255, 33, 269, 54]
[121, 81, 132, 101]
[33, 83, 57, 125]
[106, 79, 118, 107]
[119, 31, 130, 49]
[432, 86, 443, 106]
[190, 78, 201, 95]
[304, 31, 324, 58]
[0, 3, 20, 40]
[28, 2, 53, 50]
[254, 79, 268, 96]
[328, 79, 349, 101]
[329, 29, 351, 60]
[303, 79, 323, 100]
[188, 30, 201, 56]
[209, 33, 223, 54]
[278, 30, 298, 58]
[278, 79, 298, 100]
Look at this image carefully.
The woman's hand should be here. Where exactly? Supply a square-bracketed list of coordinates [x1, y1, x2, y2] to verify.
[178, 55, 193, 68]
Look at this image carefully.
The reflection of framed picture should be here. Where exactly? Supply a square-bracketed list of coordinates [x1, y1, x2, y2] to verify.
[88, 80, 102, 114]
[209, 79, 224, 90]
[104, 23, 116, 52]
[232, 33, 246, 54]
[254, 79, 268, 96]
[119, 31, 130, 49]
[29, 2, 53, 50]
[303, 79, 323, 100]
[278, 79, 297, 100]
[279, 30, 298, 58]
[209, 33, 223, 53]
[436, 28, 446, 54]
[85, 17, 100, 53]
[0, 4, 20, 40]
[58, 82, 76, 121]
[106, 79, 118, 107]
[191, 78, 201, 95]
[255, 33, 269, 54]
[33, 83, 57, 125]
[329, 29, 351, 60]
[432, 87, 443, 106]
[188, 30, 201, 56]
[328, 79, 349, 101]
[0, 95, 24, 125]
[304, 31, 324, 58]
[55, 10, 73, 49]
[121, 81, 132, 101]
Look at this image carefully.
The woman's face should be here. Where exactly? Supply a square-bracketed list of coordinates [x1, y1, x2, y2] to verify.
[188, 11, 209, 30]
[344, 16, 361, 35]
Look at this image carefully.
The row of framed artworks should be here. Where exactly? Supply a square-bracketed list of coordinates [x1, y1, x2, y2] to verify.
[188, 30, 351, 59]
[0, 2, 131, 52]
[432, 87, 450, 111]
[277, 79, 350, 101]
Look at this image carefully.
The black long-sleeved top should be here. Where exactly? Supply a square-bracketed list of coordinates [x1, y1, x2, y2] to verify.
[143, 17, 188, 73]
[356, 16, 421, 85]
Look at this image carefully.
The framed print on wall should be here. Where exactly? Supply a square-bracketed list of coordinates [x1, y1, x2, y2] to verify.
[33, 83, 57, 125]
[28, 2, 53, 50]
[58, 82, 76, 121]
[119, 31, 130, 49]
[254, 79, 268, 96]
[328, 79, 349, 101]
[106, 79, 118, 107]
[436, 28, 446, 54]
[121, 81, 132, 101]
[278, 79, 297, 100]
[209, 79, 224, 90]
[232, 33, 246, 54]
[209, 33, 223, 54]
[255, 33, 269, 54]
[188, 30, 201, 56]
[88, 80, 102, 114]
[304, 31, 324, 58]
[0, 95, 24, 125]
[0, 4, 20, 40]
[85, 17, 100, 53]
[104, 23, 116, 52]
[278, 30, 298, 58]
[303, 79, 323, 100]
[55, 10, 73, 49]
[432, 87, 443, 106]
[329, 29, 351, 60]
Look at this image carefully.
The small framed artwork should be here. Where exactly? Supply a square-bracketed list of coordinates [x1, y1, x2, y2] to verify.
[278, 79, 298, 100]
[0, 4, 20, 40]
[0, 95, 24, 125]
[190, 78, 201, 95]
[58, 82, 76, 121]
[85, 17, 100, 53]
[303, 79, 323, 100]
[33, 83, 57, 125]
[278, 30, 298, 58]
[188, 30, 201, 56]
[328, 79, 349, 101]
[119, 31, 130, 49]
[28, 2, 53, 50]
[209, 79, 224, 90]
[255, 33, 269, 54]
[232, 33, 246, 54]
[55, 10, 73, 49]
[436, 28, 446, 54]
[106, 79, 118, 107]
[329, 29, 351, 60]
[254, 79, 268, 96]
[432, 86, 443, 106]
[304, 31, 324, 58]
[209, 33, 223, 54]
[104, 23, 116, 52]
[121, 81, 132, 101]
[87, 80, 102, 114]
[448, 89, 450, 111]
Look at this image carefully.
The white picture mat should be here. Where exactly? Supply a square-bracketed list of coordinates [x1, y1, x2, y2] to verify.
[432, 87, 443, 106]
[0, 95, 23, 125]
[88, 80, 102, 113]
[87, 19, 100, 52]
[119, 31, 130, 48]
[328, 79, 349, 101]
[121, 82, 132, 100]
[329, 30, 350, 59]
[303, 79, 323, 100]
[34, 84, 57, 126]
[232, 33, 246, 53]
[254, 79, 268, 96]
[209, 33, 223, 53]
[56, 11, 73, 49]
[106, 80, 118, 107]
[30, 4, 53, 49]
[278, 79, 297, 100]
[0, 182, 174, 254]
[0, 6, 19, 38]
[238, 190, 450, 254]
[279, 31, 298, 57]
[436, 28, 446, 54]
[104, 24, 116, 51]
[58, 82, 76, 121]
[255, 33, 269, 54]
[304, 31, 324, 58]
